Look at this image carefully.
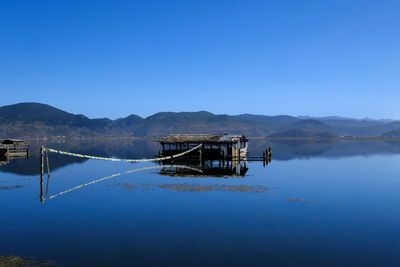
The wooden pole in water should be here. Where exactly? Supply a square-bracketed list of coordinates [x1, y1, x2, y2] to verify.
[40, 146, 44, 203]
[45, 150, 51, 195]
[237, 140, 241, 161]
[46, 150, 50, 178]
[263, 151, 266, 168]
[199, 143, 203, 167]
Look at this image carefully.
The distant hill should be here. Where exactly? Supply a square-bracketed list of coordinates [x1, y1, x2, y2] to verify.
[0, 102, 140, 138]
[114, 114, 144, 131]
[0, 102, 399, 138]
[234, 114, 300, 124]
[298, 116, 399, 137]
[132, 111, 273, 137]
[381, 128, 400, 138]
[268, 129, 337, 138]
[0, 102, 114, 130]
[290, 119, 335, 132]
[298, 115, 395, 123]
[0, 102, 78, 124]
[298, 115, 356, 121]
[267, 119, 337, 138]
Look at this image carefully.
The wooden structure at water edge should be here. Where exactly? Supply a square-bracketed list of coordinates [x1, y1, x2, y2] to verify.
[0, 139, 30, 158]
[160, 134, 248, 160]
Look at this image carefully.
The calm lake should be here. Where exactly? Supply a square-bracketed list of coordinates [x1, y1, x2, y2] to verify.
[1, 140, 400, 266]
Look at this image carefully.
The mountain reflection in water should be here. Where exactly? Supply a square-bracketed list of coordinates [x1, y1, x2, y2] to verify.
[2, 139, 400, 176]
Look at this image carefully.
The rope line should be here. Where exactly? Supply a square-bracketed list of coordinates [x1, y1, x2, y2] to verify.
[45, 143, 202, 163]
[44, 164, 202, 201]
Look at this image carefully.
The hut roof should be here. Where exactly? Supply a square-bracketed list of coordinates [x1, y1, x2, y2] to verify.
[160, 134, 247, 143]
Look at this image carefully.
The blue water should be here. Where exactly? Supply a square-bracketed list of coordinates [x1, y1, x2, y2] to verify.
[1, 140, 399, 266]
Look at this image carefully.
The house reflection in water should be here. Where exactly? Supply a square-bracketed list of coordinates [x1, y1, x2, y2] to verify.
[160, 159, 249, 178]
[0, 157, 9, 166]
[0, 153, 29, 167]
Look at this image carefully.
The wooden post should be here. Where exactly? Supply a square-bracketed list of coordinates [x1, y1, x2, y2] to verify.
[263, 151, 266, 168]
[199, 143, 203, 167]
[237, 140, 240, 161]
[199, 147, 202, 161]
[40, 146, 44, 203]
[40, 146, 44, 178]
[46, 150, 50, 178]
[45, 150, 51, 196]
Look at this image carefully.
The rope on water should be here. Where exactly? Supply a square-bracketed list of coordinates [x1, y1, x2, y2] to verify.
[45, 143, 202, 163]
[43, 164, 202, 201]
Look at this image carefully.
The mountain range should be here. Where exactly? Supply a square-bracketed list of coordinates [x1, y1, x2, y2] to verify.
[0, 102, 399, 139]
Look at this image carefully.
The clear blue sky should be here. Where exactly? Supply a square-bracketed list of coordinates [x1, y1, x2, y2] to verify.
[1, 0, 399, 119]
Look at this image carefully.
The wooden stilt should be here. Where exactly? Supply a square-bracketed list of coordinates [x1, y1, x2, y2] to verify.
[46, 150, 50, 178]
[40, 146, 44, 203]
[45, 150, 51, 195]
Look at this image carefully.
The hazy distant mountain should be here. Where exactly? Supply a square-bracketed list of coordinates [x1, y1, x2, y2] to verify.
[290, 119, 335, 132]
[234, 114, 300, 124]
[295, 116, 400, 137]
[298, 115, 357, 121]
[298, 115, 395, 123]
[307, 119, 397, 137]
[266, 119, 337, 138]
[381, 128, 400, 138]
[0, 102, 399, 138]
[267, 129, 337, 138]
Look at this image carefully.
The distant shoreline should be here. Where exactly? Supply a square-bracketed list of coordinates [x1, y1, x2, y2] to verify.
[247, 137, 400, 141]
[4, 136, 400, 143]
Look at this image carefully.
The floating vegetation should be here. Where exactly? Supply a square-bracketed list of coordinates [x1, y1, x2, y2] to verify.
[114, 183, 269, 193]
[286, 197, 319, 205]
[0, 185, 23, 190]
[121, 183, 136, 191]
[106, 183, 319, 204]
[142, 184, 155, 190]
[0, 255, 56, 267]
[158, 183, 269, 193]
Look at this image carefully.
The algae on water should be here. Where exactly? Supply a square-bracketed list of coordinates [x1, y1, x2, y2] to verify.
[0, 255, 56, 267]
